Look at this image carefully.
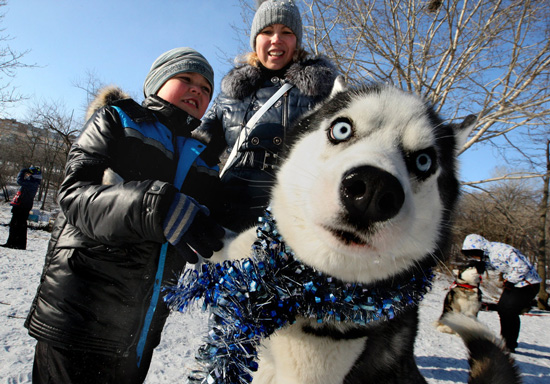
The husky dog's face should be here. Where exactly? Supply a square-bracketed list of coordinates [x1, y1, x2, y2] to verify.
[271, 80, 475, 284]
[457, 266, 482, 286]
[457, 260, 486, 286]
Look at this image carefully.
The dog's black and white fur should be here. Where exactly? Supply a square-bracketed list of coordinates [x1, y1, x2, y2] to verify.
[436, 261, 486, 334]
[211, 78, 520, 384]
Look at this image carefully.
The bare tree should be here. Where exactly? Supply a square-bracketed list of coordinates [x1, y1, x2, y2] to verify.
[536, 140, 549, 309]
[0, 0, 36, 113]
[456, 178, 541, 250]
[24, 100, 79, 209]
[0, 161, 13, 201]
[72, 69, 107, 114]
[28, 100, 79, 153]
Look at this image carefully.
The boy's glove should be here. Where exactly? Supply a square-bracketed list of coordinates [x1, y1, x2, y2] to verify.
[163, 193, 225, 264]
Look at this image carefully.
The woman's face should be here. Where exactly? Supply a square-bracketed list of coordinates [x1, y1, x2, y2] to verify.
[255, 24, 297, 70]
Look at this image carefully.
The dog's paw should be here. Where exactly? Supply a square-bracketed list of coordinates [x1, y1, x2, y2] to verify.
[210, 227, 257, 263]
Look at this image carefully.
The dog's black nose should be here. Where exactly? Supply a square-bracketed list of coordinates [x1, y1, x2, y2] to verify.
[340, 166, 405, 227]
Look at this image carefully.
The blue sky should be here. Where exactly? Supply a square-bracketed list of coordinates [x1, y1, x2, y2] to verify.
[2, 0, 245, 117]
[2, 0, 502, 184]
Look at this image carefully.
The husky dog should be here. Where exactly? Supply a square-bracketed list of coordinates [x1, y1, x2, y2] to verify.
[436, 261, 486, 334]
[202, 78, 519, 384]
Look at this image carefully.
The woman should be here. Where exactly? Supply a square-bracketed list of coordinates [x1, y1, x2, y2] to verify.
[200, 0, 337, 232]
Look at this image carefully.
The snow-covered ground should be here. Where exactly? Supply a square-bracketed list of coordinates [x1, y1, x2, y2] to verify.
[1, 202, 549, 383]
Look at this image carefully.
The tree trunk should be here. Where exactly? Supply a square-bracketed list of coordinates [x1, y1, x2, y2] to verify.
[537, 140, 549, 310]
[40, 162, 54, 211]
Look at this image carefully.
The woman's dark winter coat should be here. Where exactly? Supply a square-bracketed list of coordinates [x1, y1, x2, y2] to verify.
[25, 89, 221, 357]
[199, 56, 337, 231]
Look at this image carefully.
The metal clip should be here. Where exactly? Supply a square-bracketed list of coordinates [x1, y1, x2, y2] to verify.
[261, 152, 279, 170]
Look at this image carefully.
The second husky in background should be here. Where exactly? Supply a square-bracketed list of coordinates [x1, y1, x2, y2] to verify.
[435, 261, 486, 334]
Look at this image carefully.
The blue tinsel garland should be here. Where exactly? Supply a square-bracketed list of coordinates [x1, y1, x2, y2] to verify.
[164, 208, 433, 384]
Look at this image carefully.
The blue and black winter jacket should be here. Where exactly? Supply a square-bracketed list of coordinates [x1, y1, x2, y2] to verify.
[25, 88, 221, 356]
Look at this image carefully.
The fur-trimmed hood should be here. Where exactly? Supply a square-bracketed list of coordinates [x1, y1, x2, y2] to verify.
[221, 56, 336, 100]
[85, 85, 210, 142]
[86, 86, 130, 121]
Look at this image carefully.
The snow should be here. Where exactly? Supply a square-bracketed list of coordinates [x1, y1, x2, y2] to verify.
[1, 202, 549, 383]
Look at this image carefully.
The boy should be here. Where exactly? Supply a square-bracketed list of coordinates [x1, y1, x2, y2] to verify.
[25, 47, 224, 383]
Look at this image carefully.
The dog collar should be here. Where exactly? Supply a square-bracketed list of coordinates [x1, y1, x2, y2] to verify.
[164, 208, 434, 384]
[451, 281, 479, 290]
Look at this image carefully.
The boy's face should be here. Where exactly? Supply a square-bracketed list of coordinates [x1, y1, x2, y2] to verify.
[156, 72, 212, 118]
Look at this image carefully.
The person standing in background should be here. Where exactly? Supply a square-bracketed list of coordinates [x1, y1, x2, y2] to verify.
[1, 166, 42, 250]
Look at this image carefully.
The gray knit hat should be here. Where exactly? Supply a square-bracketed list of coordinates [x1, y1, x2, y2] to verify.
[250, 0, 302, 50]
[143, 47, 214, 98]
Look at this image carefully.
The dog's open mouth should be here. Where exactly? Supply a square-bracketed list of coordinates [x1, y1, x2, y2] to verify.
[326, 227, 367, 246]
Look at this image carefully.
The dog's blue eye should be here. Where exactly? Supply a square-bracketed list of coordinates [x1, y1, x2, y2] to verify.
[416, 153, 432, 172]
[329, 119, 353, 142]
[406, 148, 437, 179]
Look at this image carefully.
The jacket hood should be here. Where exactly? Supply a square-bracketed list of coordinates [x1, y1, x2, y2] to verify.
[221, 55, 336, 100]
[462, 234, 490, 253]
[86, 86, 130, 121]
[462, 233, 542, 286]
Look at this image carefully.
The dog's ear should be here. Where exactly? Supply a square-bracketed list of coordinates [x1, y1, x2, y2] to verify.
[452, 114, 477, 150]
[474, 260, 486, 274]
[330, 76, 347, 98]
[466, 259, 486, 274]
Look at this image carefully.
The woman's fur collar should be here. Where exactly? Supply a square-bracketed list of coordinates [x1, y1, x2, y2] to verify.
[221, 56, 336, 100]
